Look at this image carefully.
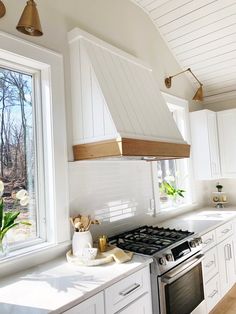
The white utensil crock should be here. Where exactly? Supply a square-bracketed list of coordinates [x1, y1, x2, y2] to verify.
[72, 230, 93, 257]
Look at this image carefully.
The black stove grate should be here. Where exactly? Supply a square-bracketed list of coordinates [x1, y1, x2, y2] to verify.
[109, 225, 194, 256]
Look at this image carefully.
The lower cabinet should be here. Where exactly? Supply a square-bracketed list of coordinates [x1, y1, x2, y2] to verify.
[63, 292, 104, 314]
[217, 235, 236, 296]
[202, 221, 236, 313]
[62, 266, 152, 314]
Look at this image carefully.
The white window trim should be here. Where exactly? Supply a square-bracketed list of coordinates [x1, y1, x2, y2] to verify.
[0, 32, 70, 274]
[152, 93, 196, 215]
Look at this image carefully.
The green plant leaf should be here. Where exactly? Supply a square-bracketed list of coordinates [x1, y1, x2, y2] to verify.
[0, 223, 19, 240]
[20, 221, 31, 226]
[2, 211, 20, 230]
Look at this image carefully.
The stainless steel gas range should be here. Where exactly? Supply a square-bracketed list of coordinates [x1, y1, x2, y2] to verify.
[109, 225, 204, 314]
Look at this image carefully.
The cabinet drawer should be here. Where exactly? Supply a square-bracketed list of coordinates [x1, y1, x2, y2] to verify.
[204, 274, 221, 313]
[105, 266, 150, 314]
[202, 247, 218, 283]
[201, 230, 216, 252]
[216, 221, 233, 243]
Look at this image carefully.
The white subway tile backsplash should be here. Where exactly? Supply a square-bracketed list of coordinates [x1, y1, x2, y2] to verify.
[68, 160, 155, 236]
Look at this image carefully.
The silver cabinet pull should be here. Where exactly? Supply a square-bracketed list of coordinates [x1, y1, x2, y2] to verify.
[224, 244, 231, 261]
[119, 283, 141, 296]
[222, 228, 231, 234]
[208, 289, 218, 298]
[205, 260, 215, 268]
[228, 244, 232, 260]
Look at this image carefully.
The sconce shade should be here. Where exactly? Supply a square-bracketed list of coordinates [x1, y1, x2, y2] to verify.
[16, 0, 43, 36]
[193, 85, 203, 102]
[0, 1, 6, 18]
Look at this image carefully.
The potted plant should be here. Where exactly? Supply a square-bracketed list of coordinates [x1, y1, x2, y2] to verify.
[160, 181, 185, 206]
[0, 180, 31, 257]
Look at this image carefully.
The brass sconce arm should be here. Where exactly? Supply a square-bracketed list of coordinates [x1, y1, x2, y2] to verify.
[165, 68, 203, 102]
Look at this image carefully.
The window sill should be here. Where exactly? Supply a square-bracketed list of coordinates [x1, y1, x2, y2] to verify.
[0, 240, 71, 278]
[155, 202, 200, 220]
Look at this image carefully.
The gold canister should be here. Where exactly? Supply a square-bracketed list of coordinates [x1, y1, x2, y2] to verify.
[98, 235, 107, 252]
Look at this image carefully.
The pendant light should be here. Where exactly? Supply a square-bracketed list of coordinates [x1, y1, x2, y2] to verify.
[16, 0, 43, 36]
[165, 68, 204, 102]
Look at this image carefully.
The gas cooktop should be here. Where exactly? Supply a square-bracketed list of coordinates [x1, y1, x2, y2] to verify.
[109, 225, 194, 256]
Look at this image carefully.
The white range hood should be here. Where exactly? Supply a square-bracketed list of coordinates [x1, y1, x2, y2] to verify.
[68, 28, 190, 160]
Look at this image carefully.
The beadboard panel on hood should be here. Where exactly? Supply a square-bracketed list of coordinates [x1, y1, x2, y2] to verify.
[68, 161, 155, 236]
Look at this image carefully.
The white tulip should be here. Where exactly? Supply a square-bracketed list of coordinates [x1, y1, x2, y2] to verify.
[16, 189, 27, 200]
[20, 195, 30, 206]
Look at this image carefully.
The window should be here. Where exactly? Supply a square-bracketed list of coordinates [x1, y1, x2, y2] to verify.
[0, 66, 39, 248]
[153, 94, 192, 212]
[0, 32, 69, 262]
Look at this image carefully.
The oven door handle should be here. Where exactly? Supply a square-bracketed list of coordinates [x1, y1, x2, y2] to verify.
[161, 254, 204, 285]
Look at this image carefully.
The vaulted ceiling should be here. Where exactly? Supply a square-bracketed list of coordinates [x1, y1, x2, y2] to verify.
[131, 0, 236, 104]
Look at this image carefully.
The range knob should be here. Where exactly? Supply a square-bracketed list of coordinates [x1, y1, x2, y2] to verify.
[158, 257, 166, 266]
[189, 240, 197, 248]
[195, 237, 202, 245]
[165, 254, 173, 262]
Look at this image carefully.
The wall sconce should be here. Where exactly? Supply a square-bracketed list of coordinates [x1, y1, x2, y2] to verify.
[16, 0, 43, 36]
[0, 1, 6, 18]
[165, 68, 203, 102]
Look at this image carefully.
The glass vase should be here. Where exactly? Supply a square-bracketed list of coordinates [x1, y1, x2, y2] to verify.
[0, 237, 8, 259]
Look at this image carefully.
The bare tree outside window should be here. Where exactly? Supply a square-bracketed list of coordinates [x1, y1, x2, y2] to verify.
[0, 67, 36, 244]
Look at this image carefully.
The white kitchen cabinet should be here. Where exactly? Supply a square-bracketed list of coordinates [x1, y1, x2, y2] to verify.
[217, 109, 236, 178]
[105, 266, 152, 314]
[117, 292, 152, 314]
[204, 273, 221, 313]
[63, 292, 104, 314]
[63, 266, 152, 314]
[217, 235, 236, 296]
[190, 110, 220, 180]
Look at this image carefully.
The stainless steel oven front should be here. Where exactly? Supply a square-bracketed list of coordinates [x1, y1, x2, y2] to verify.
[158, 253, 204, 314]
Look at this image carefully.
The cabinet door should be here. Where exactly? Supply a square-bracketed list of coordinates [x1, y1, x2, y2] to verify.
[217, 109, 236, 177]
[217, 236, 236, 297]
[63, 292, 104, 314]
[117, 293, 152, 314]
[190, 110, 220, 180]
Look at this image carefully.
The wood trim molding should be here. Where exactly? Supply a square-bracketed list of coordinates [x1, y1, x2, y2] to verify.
[73, 138, 190, 160]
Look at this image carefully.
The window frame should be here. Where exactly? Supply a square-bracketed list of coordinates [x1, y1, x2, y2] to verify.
[152, 93, 195, 214]
[0, 31, 70, 272]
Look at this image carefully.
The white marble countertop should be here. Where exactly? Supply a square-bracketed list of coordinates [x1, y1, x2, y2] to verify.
[0, 255, 152, 314]
[159, 206, 236, 236]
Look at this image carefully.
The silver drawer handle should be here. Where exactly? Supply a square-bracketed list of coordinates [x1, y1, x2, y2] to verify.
[119, 283, 141, 296]
[208, 290, 218, 298]
[203, 238, 213, 245]
[222, 228, 231, 234]
[205, 260, 215, 268]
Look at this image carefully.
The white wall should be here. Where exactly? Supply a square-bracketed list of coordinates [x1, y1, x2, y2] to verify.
[0, 0, 206, 236]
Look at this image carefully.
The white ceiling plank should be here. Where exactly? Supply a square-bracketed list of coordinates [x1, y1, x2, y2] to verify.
[180, 50, 236, 69]
[178, 43, 236, 66]
[158, 0, 236, 33]
[196, 58, 236, 76]
[164, 7, 236, 41]
[145, 0, 172, 11]
[205, 84, 236, 94]
[174, 32, 236, 57]
[150, 0, 194, 19]
[154, 0, 217, 26]
[168, 16, 236, 49]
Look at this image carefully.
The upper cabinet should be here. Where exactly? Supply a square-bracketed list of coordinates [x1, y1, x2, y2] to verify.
[190, 110, 221, 180]
[217, 109, 236, 178]
[190, 108, 236, 180]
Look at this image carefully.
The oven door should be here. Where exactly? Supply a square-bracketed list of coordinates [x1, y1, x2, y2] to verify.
[159, 254, 204, 314]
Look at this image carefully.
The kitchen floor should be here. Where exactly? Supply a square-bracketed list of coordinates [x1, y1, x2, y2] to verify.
[211, 285, 236, 314]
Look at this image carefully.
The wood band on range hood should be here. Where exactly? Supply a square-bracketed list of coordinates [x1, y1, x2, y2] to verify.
[73, 138, 190, 160]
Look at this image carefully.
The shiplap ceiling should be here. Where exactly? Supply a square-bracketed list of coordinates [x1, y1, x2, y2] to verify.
[131, 0, 236, 103]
